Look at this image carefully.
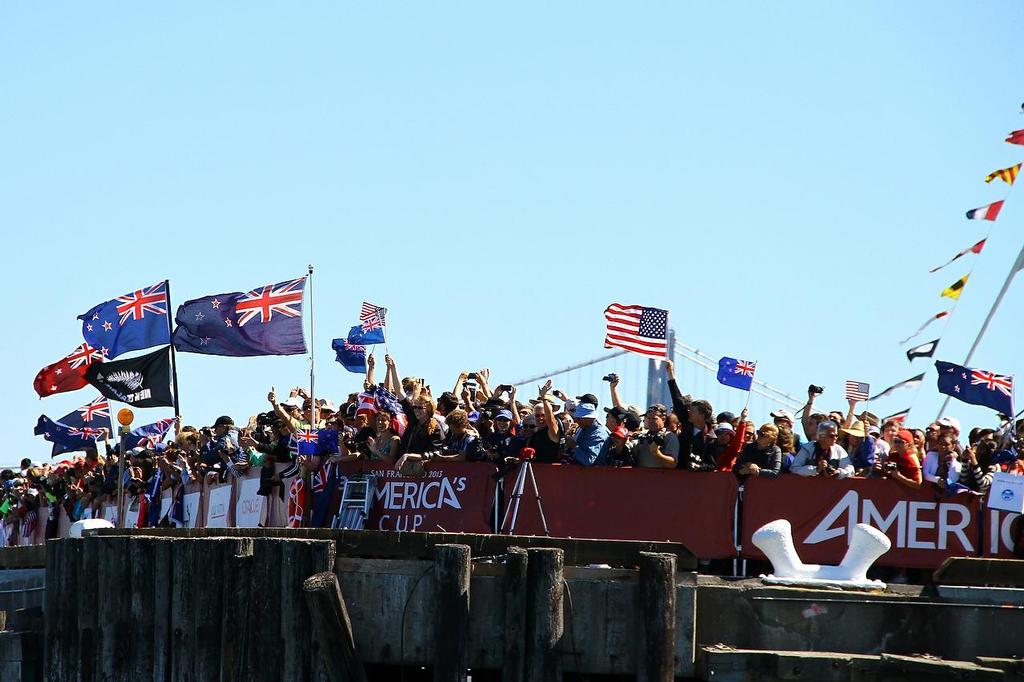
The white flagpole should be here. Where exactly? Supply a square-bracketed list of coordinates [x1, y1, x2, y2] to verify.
[308, 264, 316, 426]
[937, 242, 1024, 418]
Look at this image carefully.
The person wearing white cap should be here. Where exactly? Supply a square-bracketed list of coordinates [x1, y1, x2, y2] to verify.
[770, 407, 804, 454]
[569, 402, 609, 466]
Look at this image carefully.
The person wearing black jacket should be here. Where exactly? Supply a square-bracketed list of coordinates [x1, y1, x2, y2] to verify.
[394, 393, 444, 471]
[665, 360, 717, 471]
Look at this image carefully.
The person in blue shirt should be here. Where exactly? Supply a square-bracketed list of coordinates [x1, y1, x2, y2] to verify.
[568, 402, 609, 466]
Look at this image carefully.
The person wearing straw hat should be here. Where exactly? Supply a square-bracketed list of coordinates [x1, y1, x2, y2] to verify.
[840, 420, 877, 476]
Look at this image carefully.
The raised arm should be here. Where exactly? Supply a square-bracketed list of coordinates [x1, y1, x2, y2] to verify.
[609, 374, 623, 409]
[538, 380, 559, 443]
[366, 353, 377, 389]
[843, 398, 858, 429]
[801, 387, 818, 441]
[268, 386, 300, 433]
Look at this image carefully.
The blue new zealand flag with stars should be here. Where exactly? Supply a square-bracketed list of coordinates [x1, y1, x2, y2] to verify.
[78, 281, 170, 359]
[172, 277, 307, 357]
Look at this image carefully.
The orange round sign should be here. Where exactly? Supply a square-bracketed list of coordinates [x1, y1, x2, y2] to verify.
[117, 408, 134, 426]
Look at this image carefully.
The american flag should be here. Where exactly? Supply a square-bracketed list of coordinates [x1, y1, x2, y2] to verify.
[604, 304, 669, 360]
[845, 380, 871, 401]
[359, 301, 387, 332]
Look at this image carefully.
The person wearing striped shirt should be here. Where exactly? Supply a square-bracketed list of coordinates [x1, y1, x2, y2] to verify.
[959, 430, 1000, 494]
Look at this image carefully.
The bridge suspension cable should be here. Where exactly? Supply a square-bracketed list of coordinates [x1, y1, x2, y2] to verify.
[511, 350, 628, 387]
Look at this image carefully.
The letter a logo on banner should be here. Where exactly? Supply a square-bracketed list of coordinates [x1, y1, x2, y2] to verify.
[805, 490, 859, 544]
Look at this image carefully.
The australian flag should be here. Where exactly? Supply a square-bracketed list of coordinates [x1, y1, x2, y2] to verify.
[332, 338, 367, 373]
[172, 277, 307, 357]
[717, 357, 756, 391]
[79, 281, 170, 359]
[34, 415, 107, 457]
[347, 324, 385, 346]
[49, 397, 113, 457]
[123, 418, 176, 450]
[936, 360, 1014, 415]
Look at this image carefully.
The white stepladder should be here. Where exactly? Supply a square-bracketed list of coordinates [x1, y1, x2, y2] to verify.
[332, 475, 376, 530]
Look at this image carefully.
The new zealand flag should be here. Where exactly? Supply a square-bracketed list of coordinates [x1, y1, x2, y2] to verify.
[172, 277, 306, 356]
[346, 324, 385, 346]
[332, 338, 367, 373]
[123, 418, 176, 450]
[79, 282, 171, 359]
[717, 357, 756, 391]
[936, 360, 1014, 415]
[49, 397, 113, 457]
[34, 415, 107, 457]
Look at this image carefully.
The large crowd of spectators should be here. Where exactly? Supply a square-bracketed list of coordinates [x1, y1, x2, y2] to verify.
[5, 354, 1023, 547]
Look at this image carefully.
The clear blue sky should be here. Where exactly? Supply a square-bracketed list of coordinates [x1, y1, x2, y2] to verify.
[3, 3, 1023, 465]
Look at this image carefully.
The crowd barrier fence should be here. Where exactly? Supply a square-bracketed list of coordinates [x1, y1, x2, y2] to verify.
[4, 463, 1020, 569]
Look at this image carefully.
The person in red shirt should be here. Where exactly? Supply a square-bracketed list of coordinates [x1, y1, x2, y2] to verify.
[872, 429, 922, 488]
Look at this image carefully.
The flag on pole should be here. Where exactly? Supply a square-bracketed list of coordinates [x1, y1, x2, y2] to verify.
[845, 381, 870, 401]
[33, 415, 107, 456]
[899, 311, 949, 344]
[906, 339, 939, 362]
[870, 374, 925, 401]
[79, 281, 170, 359]
[33, 343, 106, 398]
[941, 275, 968, 300]
[85, 346, 175, 408]
[123, 418, 177, 450]
[603, 304, 669, 360]
[717, 357, 756, 391]
[346, 324, 385, 346]
[936, 360, 1014, 415]
[882, 408, 910, 424]
[965, 200, 1004, 221]
[172, 277, 307, 356]
[929, 239, 986, 273]
[332, 338, 366, 373]
[985, 163, 1021, 185]
[359, 302, 387, 332]
[49, 397, 113, 457]
[1007, 129, 1024, 146]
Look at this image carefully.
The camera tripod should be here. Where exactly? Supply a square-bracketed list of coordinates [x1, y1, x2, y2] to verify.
[499, 458, 549, 536]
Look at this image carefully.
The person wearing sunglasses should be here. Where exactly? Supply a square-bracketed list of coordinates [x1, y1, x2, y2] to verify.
[790, 421, 854, 478]
[733, 422, 782, 480]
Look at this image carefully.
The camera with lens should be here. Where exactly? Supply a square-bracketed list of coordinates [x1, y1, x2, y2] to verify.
[602, 373, 619, 382]
[885, 461, 898, 472]
[808, 384, 824, 395]
[467, 372, 479, 381]
[479, 409, 494, 420]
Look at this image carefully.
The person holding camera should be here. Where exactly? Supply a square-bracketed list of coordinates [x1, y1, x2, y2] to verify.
[634, 404, 679, 468]
[870, 428, 922, 489]
[790, 421, 854, 478]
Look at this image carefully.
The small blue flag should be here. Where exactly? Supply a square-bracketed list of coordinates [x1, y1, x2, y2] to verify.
[936, 360, 1014, 415]
[347, 324, 385, 346]
[79, 281, 171, 359]
[717, 357, 757, 391]
[123, 418, 176, 450]
[172, 277, 306, 357]
[332, 338, 367, 373]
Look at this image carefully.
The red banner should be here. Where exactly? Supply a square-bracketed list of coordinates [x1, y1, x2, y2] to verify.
[501, 465, 739, 559]
[980, 508, 1022, 559]
[339, 462, 496, 534]
[741, 475, 985, 569]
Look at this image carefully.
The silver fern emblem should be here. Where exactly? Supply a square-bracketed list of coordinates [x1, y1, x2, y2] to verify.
[105, 370, 144, 391]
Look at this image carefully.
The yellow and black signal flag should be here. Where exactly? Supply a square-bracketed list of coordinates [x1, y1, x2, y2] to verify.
[985, 162, 1020, 185]
[941, 275, 969, 300]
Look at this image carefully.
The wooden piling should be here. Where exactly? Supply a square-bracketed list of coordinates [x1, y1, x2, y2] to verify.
[303, 571, 368, 682]
[246, 537, 284, 682]
[44, 538, 79, 682]
[220, 538, 254, 682]
[280, 539, 336, 682]
[170, 539, 197, 682]
[502, 547, 528, 682]
[97, 536, 132, 681]
[433, 544, 471, 682]
[637, 552, 676, 682]
[128, 537, 157, 679]
[77, 537, 99, 682]
[525, 547, 564, 682]
[151, 537, 173, 682]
